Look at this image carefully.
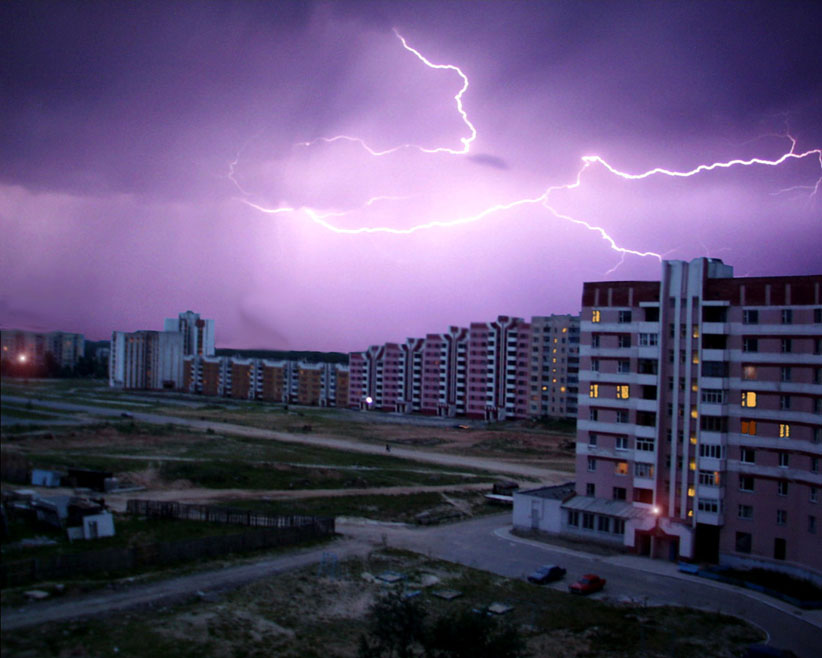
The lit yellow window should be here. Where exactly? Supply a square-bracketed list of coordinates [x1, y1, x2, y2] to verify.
[541, 385, 548, 391]
[690, 435, 697, 445]
[552, 378, 557, 383]
[562, 327, 567, 333]
[690, 407, 698, 419]
[553, 338, 558, 344]
[691, 383, 698, 392]
[689, 460, 696, 471]
[692, 355, 699, 364]
[589, 384, 599, 398]
[741, 419, 756, 435]
[615, 461, 628, 475]
[552, 357, 557, 364]
[692, 328, 700, 338]
[560, 386, 566, 392]
[616, 385, 629, 399]
[552, 348, 557, 353]
[687, 487, 695, 497]
[713, 471, 720, 486]
[743, 366, 757, 380]
[592, 309, 601, 323]
[741, 391, 757, 408]
[779, 423, 790, 438]
[687, 509, 694, 518]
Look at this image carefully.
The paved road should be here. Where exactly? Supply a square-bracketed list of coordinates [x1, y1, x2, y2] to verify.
[2, 395, 569, 482]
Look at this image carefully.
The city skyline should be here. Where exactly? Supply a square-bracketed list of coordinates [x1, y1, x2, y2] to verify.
[2, 1, 820, 351]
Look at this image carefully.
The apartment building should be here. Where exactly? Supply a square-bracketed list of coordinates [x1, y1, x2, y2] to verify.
[528, 315, 581, 419]
[163, 311, 215, 357]
[181, 355, 348, 407]
[1, 330, 85, 369]
[349, 315, 561, 421]
[550, 258, 821, 579]
[109, 330, 184, 389]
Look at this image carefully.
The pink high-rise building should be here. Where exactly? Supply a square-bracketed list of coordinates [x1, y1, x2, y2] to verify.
[551, 258, 821, 579]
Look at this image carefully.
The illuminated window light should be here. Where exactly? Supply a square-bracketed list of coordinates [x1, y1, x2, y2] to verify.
[589, 384, 599, 398]
[592, 310, 601, 323]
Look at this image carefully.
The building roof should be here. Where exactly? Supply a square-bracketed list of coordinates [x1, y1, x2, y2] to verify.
[561, 495, 647, 520]
[516, 483, 575, 500]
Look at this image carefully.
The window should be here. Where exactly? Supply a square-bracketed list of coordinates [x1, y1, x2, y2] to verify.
[587, 457, 596, 472]
[811, 487, 818, 503]
[781, 367, 792, 382]
[618, 310, 632, 323]
[780, 395, 791, 410]
[735, 531, 752, 553]
[616, 385, 630, 399]
[741, 419, 757, 435]
[618, 334, 631, 348]
[812, 457, 819, 473]
[779, 423, 791, 439]
[738, 505, 753, 520]
[613, 519, 625, 534]
[597, 515, 610, 532]
[591, 334, 600, 348]
[615, 436, 628, 451]
[591, 358, 600, 371]
[615, 461, 628, 475]
[778, 481, 788, 496]
[586, 483, 596, 496]
[701, 389, 726, 404]
[774, 538, 786, 561]
[636, 437, 655, 451]
[582, 513, 594, 529]
[740, 447, 755, 464]
[699, 470, 720, 486]
[567, 510, 579, 526]
[742, 338, 758, 352]
[781, 338, 792, 353]
[779, 452, 789, 468]
[698, 498, 719, 513]
[777, 509, 787, 526]
[589, 384, 599, 398]
[634, 463, 653, 478]
[741, 391, 757, 408]
[639, 333, 658, 346]
[810, 516, 817, 534]
[816, 308, 822, 323]
[618, 359, 631, 373]
[699, 444, 724, 459]
[592, 309, 601, 322]
[613, 487, 627, 500]
[743, 309, 759, 324]
[589, 408, 599, 421]
[616, 409, 628, 423]
[739, 476, 754, 492]
[743, 365, 757, 380]
[588, 432, 598, 446]
[781, 309, 793, 324]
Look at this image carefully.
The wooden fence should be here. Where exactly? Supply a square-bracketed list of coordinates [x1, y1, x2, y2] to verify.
[2, 514, 335, 588]
[126, 499, 319, 529]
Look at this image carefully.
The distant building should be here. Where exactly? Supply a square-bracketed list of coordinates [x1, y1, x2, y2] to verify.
[1, 329, 85, 369]
[349, 314, 580, 421]
[518, 258, 821, 582]
[164, 310, 215, 357]
[109, 330, 183, 389]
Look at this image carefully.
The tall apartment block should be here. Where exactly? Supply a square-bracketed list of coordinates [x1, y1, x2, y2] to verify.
[529, 315, 580, 418]
[565, 258, 821, 578]
[109, 330, 184, 389]
[349, 314, 576, 421]
[164, 310, 215, 357]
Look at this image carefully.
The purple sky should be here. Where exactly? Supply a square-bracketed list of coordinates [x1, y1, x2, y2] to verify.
[2, 1, 820, 351]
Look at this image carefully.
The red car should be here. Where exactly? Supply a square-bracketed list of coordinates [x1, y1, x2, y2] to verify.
[568, 573, 606, 595]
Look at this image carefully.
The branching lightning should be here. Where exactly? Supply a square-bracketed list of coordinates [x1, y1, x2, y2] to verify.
[231, 29, 821, 270]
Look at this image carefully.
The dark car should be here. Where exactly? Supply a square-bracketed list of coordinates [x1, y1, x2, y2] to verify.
[120, 412, 134, 418]
[527, 564, 567, 584]
[568, 573, 606, 595]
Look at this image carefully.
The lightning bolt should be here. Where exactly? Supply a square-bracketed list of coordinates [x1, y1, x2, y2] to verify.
[231, 30, 821, 272]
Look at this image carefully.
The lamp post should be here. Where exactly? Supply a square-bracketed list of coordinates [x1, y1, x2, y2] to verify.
[651, 506, 661, 559]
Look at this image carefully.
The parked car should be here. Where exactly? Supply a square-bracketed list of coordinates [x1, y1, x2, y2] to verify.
[120, 412, 133, 418]
[568, 573, 606, 595]
[527, 564, 567, 584]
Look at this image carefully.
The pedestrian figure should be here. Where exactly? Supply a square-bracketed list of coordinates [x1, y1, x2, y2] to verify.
[385, 443, 391, 453]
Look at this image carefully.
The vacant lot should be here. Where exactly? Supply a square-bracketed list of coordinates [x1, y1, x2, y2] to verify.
[0, 548, 764, 658]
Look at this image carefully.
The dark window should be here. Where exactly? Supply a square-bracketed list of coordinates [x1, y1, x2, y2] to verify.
[633, 488, 653, 504]
[613, 487, 627, 501]
[644, 307, 659, 322]
[743, 309, 759, 324]
[774, 538, 786, 560]
[735, 532, 752, 553]
[586, 483, 595, 496]
[619, 310, 632, 323]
